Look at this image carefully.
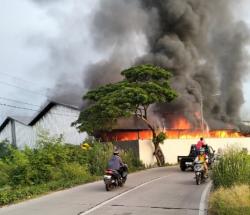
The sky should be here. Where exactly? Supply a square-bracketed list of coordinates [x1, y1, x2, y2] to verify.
[0, 0, 250, 123]
[0, 0, 99, 122]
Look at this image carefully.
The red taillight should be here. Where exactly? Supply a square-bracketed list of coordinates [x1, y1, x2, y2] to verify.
[105, 169, 113, 174]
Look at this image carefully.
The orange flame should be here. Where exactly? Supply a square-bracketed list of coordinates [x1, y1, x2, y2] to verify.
[171, 117, 192, 129]
[101, 129, 244, 141]
[100, 114, 244, 141]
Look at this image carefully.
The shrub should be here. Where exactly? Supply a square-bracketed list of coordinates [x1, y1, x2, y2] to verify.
[209, 184, 250, 215]
[7, 149, 32, 187]
[85, 141, 144, 175]
[0, 140, 14, 160]
[61, 163, 89, 180]
[0, 133, 145, 205]
[65, 144, 87, 165]
[0, 161, 10, 187]
[212, 147, 250, 188]
[86, 142, 113, 176]
[22, 133, 71, 184]
[120, 149, 145, 172]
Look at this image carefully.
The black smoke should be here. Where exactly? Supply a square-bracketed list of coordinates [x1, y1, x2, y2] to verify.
[32, 0, 250, 129]
[84, 0, 250, 129]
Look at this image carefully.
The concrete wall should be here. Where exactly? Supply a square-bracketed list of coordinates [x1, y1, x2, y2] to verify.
[138, 140, 156, 166]
[113, 140, 140, 157]
[139, 138, 250, 165]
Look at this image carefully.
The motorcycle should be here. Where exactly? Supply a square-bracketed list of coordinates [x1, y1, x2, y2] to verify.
[194, 161, 207, 185]
[103, 164, 128, 191]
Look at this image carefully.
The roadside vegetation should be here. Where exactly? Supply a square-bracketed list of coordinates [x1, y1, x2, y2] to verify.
[209, 148, 250, 215]
[0, 132, 144, 206]
[73, 64, 177, 166]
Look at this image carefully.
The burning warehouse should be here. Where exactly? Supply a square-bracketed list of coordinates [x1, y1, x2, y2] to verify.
[96, 115, 244, 142]
[93, 115, 249, 166]
[28, 0, 250, 165]
[52, 0, 250, 138]
[93, 115, 250, 166]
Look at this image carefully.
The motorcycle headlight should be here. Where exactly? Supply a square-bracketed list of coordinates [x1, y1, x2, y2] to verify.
[194, 164, 202, 171]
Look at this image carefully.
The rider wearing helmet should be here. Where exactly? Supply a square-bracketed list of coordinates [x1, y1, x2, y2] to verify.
[108, 149, 125, 181]
[194, 147, 209, 177]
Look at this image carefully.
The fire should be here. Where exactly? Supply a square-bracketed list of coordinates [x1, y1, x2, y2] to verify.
[209, 130, 243, 138]
[101, 129, 244, 141]
[167, 130, 203, 139]
[170, 117, 192, 129]
[100, 115, 244, 141]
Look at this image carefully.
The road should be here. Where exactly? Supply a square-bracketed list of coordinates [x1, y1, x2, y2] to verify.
[0, 166, 211, 215]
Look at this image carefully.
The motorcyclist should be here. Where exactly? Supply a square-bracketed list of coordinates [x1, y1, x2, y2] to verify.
[194, 148, 208, 177]
[108, 149, 125, 182]
[196, 137, 206, 156]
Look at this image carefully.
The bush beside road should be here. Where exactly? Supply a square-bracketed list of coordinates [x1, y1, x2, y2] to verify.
[0, 133, 144, 206]
[209, 185, 250, 215]
[209, 148, 250, 215]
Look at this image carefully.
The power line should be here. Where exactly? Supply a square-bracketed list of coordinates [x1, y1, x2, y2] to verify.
[0, 103, 79, 118]
[0, 96, 41, 107]
[0, 102, 38, 112]
[0, 81, 49, 98]
[0, 72, 51, 92]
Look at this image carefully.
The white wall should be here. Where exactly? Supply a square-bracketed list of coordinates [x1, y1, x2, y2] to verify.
[139, 138, 250, 165]
[15, 121, 35, 148]
[138, 140, 156, 166]
[33, 105, 86, 146]
[0, 121, 12, 143]
[0, 104, 86, 148]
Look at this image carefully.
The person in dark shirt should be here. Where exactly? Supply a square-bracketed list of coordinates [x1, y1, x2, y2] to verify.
[108, 150, 124, 170]
[108, 150, 125, 181]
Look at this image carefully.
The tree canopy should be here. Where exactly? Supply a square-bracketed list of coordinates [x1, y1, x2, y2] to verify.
[74, 64, 177, 135]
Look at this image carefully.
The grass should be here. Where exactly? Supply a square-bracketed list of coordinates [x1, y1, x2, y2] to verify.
[0, 135, 145, 206]
[211, 148, 250, 188]
[209, 184, 250, 215]
[209, 148, 250, 215]
[0, 176, 98, 206]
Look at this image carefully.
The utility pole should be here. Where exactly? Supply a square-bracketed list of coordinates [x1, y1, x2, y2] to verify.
[200, 93, 204, 135]
[200, 92, 220, 135]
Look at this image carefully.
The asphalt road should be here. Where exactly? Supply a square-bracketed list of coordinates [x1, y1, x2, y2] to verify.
[0, 166, 211, 215]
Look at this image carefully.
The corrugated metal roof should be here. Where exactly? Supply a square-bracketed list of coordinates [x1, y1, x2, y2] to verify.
[29, 101, 79, 126]
[0, 101, 80, 131]
[0, 101, 151, 132]
[0, 116, 28, 132]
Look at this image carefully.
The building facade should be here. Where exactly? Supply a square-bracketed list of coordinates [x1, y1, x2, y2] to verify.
[0, 102, 86, 148]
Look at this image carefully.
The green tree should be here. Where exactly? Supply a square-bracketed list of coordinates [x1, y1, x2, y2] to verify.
[74, 65, 177, 166]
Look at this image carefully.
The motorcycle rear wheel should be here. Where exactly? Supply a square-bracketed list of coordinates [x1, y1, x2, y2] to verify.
[105, 183, 113, 191]
[196, 175, 201, 185]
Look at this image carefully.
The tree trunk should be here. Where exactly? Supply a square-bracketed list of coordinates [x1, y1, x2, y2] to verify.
[138, 116, 165, 166]
[152, 135, 165, 167]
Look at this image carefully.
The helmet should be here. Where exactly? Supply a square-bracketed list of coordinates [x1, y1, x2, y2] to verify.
[199, 148, 205, 154]
[113, 149, 120, 155]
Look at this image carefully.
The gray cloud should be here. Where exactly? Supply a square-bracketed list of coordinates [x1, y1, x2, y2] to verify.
[32, 0, 250, 129]
[30, 0, 62, 5]
[85, 0, 250, 129]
